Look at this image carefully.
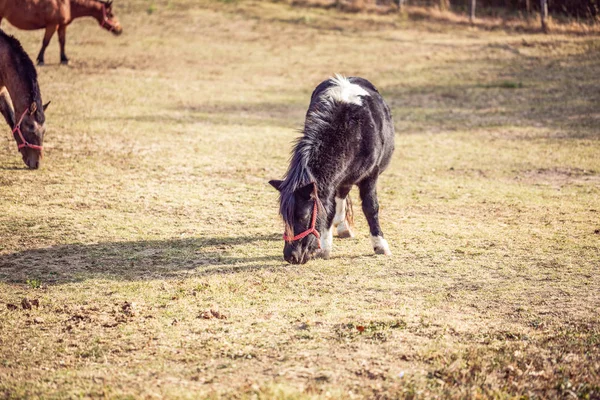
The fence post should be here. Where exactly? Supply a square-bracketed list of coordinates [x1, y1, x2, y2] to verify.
[398, 0, 405, 13]
[540, 0, 548, 32]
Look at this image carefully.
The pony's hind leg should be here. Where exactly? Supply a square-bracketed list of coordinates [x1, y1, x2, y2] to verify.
[358, 174, 392, 256]
[333, 186, 354, 238]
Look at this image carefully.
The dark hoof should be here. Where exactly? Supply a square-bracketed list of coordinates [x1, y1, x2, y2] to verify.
[37, 60, 44, 66]
[60, 59, 69, 65]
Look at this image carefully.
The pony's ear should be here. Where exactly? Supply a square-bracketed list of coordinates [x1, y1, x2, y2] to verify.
[42, 101, 51, 112]
[269, 180, 283, 191]
[295, 182, 315, 200]
[29, 102, 37, 114]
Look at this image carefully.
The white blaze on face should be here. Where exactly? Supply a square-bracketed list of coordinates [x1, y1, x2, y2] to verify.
[325, 74, 369, 106]
[371, 235, 391, 256]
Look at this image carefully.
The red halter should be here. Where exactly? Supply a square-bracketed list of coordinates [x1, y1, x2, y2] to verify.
[99, 4, 116, 32]
[13, 109, 42, 151]
[283, 198, 321, 249]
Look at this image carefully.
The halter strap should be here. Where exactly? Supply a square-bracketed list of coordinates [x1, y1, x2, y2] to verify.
[13, 109, 42, 151]
[283, 195, 321, 249]
[99, 4, 116, 32]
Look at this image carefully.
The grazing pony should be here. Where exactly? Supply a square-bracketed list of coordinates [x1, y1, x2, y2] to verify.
[269, 75, 395, 264]
[0, 0, 123, 65]
[0, 30, 49, 169]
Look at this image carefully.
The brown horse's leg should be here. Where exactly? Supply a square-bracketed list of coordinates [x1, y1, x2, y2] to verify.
[37, 25, 57, 66]
[58, 25, 69, 65]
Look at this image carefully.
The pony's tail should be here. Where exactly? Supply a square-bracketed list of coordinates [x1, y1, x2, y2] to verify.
[345, 195, 354, 228]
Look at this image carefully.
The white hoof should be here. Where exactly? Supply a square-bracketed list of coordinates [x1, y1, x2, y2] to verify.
[374, 247, 392, 256]
[371, 236, 391, 256]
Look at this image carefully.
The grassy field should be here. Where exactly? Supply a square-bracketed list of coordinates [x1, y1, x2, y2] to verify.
[1, 1, 599, 398]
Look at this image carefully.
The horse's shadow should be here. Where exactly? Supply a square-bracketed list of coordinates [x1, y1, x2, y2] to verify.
[0, 234, 284, 285]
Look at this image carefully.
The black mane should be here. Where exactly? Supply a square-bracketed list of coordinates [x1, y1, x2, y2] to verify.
[0, 30, 43, 114]
[278, 89, 340, 235]
[278, 136, 319, 234]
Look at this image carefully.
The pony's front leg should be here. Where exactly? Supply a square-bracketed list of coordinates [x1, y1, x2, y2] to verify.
[319, 224, 334, 260]
[359, 175, 392, 256]
[37, 25, 57, 65]
[319, 201, 336, 260]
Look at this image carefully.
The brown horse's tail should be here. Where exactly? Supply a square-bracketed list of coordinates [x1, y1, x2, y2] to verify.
[345, 195, 354, 228]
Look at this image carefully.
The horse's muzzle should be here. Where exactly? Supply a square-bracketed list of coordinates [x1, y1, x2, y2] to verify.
[284, 247, 316, 265]
[22, 154, 40, 169]
[20, 148, 41, 169]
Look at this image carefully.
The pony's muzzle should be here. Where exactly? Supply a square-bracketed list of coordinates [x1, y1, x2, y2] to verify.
[284, 247, 310, 265]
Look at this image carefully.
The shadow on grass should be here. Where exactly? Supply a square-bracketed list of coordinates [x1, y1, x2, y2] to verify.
[0, 234, 285, 285]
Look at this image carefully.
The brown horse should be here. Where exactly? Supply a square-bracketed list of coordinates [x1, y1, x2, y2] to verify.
[0, 30, 49, 169]
[0, 0, 122, 65]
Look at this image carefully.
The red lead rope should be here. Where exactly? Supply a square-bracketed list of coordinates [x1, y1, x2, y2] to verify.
[13, 109, 42, 151]
[283, 200, 321, 249]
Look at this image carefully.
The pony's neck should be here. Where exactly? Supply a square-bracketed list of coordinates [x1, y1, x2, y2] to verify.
[287, 149, 331, 196]
[70, 0, 103, 22]
[294, 131, 341, 193]
[4, 80, 32, 117]
[287, 150, 334, 212]
[0, 45, 35, 120]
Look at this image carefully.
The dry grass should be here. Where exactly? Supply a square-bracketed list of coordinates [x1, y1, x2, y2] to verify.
[1, 0, 599, 398]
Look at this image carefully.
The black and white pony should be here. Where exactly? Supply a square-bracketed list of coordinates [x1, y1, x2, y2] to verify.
[269, 75, 395, 264]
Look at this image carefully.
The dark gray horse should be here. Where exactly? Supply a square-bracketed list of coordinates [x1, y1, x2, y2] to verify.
[270, 75, 395, 264]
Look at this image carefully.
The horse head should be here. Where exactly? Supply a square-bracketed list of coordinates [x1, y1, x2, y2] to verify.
[98, 0, 123, 36]
[14, 101, 50, 169]
[270, 180, 322, 264]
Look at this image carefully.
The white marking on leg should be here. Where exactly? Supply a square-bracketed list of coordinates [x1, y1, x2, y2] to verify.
[333, 197, 346, 227]
[320, 225, 333, 260]
[371, 235, 391, 256]
[333, 197, 354, 238]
